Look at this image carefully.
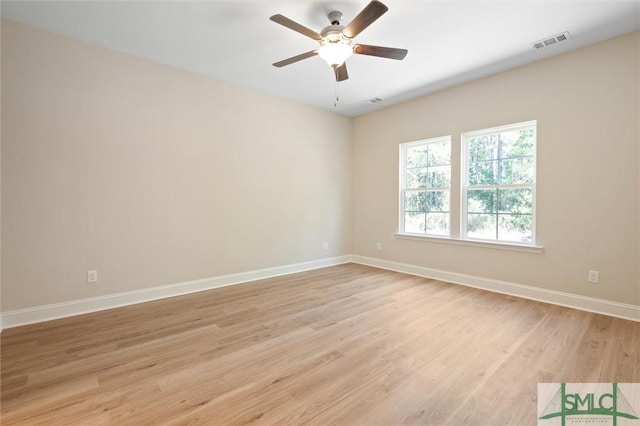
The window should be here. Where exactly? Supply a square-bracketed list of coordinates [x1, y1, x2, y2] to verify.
[462, 121, 536, 244]
[397, 121, 538, 249]
[400, 136, 451, 236]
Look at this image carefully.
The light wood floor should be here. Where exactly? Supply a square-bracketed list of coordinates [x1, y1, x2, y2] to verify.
[1, 263, 638, 425]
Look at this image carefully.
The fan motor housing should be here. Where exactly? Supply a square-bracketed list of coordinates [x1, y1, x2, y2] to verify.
[320, 26, 350, 44]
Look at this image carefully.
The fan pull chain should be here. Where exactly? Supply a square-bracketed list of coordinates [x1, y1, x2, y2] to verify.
[334, 80, 339, 107]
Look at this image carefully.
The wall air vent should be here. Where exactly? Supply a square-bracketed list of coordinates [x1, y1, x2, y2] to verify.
[532, 31, 570, 49]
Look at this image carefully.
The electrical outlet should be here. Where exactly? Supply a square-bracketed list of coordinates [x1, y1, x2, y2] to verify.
[322, 242, 329, 250]
[376, 242, 382, 250]
[88, 270, 98, 283]
[587, 270, 599, 284]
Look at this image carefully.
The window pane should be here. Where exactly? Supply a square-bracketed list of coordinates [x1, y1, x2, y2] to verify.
[498, 188, 532, 214]
[467, 213, 496, 240]
[426, 213, 449, 236]
[407, 166, 450, 188]
[406, 168, 429, 188]
[428, 141, 451, 166]
[499, 129, 535, 159]
[497, 131, 519, 159]
[406, 146, 429, 168]
[427, 165, 451, 188]
[499, 157, 534, 184]
[498, 214, 532, 243]
[468, 160, 497, 185]
[467, 189, 496, 214]
[404, 212, 425, 233]
[426, 190, 449, 213]
[404, 191, 425, 212]
[468, 136, 496, 162]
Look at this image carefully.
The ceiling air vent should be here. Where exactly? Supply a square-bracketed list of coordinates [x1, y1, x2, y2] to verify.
[532, 31, 570, 49]
[368, 97, 383, 104]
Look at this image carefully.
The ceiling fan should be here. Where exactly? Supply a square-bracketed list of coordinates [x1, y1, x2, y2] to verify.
[270, 0, 408, 82]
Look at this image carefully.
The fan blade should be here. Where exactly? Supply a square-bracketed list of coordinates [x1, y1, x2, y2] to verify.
[354, 44, 408, 60]
[270, 14, 322, 40]
[343, 0, 388, 38]
[273, 50, 318, 68]
[334, 63, 349, 81]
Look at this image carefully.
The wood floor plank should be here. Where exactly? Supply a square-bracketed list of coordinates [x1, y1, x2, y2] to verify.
[1, 263, 638, 425]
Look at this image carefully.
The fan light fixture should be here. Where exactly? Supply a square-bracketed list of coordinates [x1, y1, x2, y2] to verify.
[270, 0, 408, 106]
[317, 36, 353, 67]
[270, 1, 408, 81]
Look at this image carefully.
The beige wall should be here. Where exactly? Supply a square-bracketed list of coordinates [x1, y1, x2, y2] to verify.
[2, 19, 638, 314]
[1, 20, 352, 311]
[353, 31, 640, 306]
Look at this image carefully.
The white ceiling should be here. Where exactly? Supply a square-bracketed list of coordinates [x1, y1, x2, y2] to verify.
[2, 1, 639, 116]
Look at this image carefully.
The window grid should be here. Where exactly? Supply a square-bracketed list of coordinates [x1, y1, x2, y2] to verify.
[462, 121, 536, 244]
[400, 136, 452, 237]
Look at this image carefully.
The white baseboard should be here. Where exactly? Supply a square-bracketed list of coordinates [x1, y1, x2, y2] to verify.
[351, 255, 640, 322]
[3, 254, 638, 328]
[1, 256, 352, 329]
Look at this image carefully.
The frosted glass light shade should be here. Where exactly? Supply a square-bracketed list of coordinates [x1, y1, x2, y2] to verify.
[317, 43, 353, 66]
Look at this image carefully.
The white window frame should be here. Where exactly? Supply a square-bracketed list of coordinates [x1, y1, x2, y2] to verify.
[399, 136, 452, 237]
[461, 120, 537, 245]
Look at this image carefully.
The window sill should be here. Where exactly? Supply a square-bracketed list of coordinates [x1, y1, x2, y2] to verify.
[392, 233, 544, 253]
